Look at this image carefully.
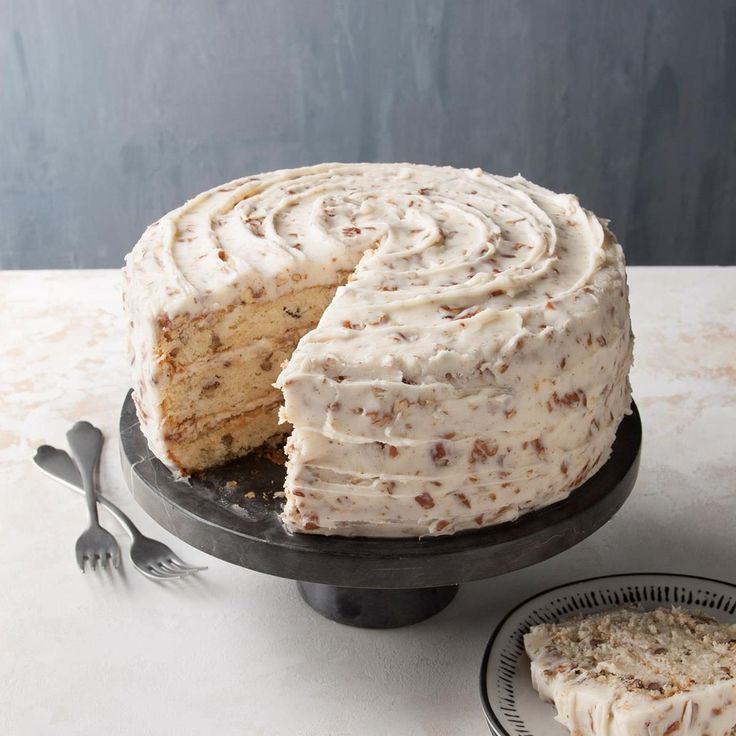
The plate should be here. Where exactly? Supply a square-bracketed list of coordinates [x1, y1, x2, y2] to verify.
[479, 573, 736, 736]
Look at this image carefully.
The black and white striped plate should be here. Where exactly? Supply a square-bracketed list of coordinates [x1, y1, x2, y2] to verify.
[480, 573, 736, 736]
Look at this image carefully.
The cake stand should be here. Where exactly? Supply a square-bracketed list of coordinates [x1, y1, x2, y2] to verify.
[119, 391, 641, 628]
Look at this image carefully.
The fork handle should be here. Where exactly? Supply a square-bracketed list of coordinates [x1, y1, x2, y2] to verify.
[66, 421, 104, 526]
[33, 445, 142, 542]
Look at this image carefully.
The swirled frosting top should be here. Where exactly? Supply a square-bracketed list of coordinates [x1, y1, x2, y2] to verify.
[125, 162, 618, 347]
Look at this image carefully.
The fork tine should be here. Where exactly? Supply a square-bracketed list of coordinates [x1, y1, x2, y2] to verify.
[112, 548, 122, 569]
[168, 556, 208, 572]
[147, 565, 181, 579]
[167, 551, 194, 566]
[99, 553, 109, 570]
[76, 550, 86, 573]
[134, 566, 166, 580]
[159, 561, 198, 576]
[157, 561, 181, 574]
[88, 554, 98, 571]
[157, 562, 198, 578]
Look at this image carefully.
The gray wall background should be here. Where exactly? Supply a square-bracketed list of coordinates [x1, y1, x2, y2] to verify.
[1, 0, 735, 269]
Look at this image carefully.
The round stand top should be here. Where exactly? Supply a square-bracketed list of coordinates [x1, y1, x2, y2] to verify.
[120, 391, 641, 589]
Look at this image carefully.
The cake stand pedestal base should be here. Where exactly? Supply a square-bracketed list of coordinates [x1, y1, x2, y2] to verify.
[297, 582, 459, 628]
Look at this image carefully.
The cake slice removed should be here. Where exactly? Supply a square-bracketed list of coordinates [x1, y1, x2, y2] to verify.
[524, 608, 736, 736]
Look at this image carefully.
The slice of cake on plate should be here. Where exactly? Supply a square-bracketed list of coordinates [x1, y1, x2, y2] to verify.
[524, 607, 736, 735]
[123, 162, 633, 536]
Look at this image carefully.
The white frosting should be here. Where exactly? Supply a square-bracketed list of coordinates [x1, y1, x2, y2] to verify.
[525, 609, 736, 736]
[123, 163, 633, 536]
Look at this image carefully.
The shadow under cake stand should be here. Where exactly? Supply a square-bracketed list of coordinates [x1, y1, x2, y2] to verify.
[119, 391, 641, 628]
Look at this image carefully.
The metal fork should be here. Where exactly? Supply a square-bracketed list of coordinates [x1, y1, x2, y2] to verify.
[66, 421, 121, 572]
[35, 442, 206, 580]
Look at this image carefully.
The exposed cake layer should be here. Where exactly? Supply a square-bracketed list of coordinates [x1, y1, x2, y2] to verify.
[158, 332, 303, 428]
[524, 608, 736, 736]
[153, 284, 341, 370]
[124, 265, 339, 471]
[153, 399, 285, 473]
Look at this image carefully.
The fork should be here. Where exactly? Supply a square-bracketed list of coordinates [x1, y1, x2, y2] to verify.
[34, 443, 207, 580]
[66, 421, 121, 572]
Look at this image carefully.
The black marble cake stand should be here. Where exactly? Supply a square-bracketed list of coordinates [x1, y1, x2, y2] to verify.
[119, 391, 641, 628]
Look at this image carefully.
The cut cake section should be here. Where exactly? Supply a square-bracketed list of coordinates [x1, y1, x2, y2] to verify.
[524, 607, 736, 736]
[126, 278, 346, 473]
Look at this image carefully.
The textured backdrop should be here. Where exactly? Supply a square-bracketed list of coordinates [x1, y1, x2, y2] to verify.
[1, 0, 735, 268]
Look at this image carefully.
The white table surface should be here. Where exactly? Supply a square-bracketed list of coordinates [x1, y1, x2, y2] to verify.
[2, 267, 735, 736]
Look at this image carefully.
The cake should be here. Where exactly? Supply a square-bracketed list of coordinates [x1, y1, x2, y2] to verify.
[524, 608, 736, 736]
[123, 162, 633, 537]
